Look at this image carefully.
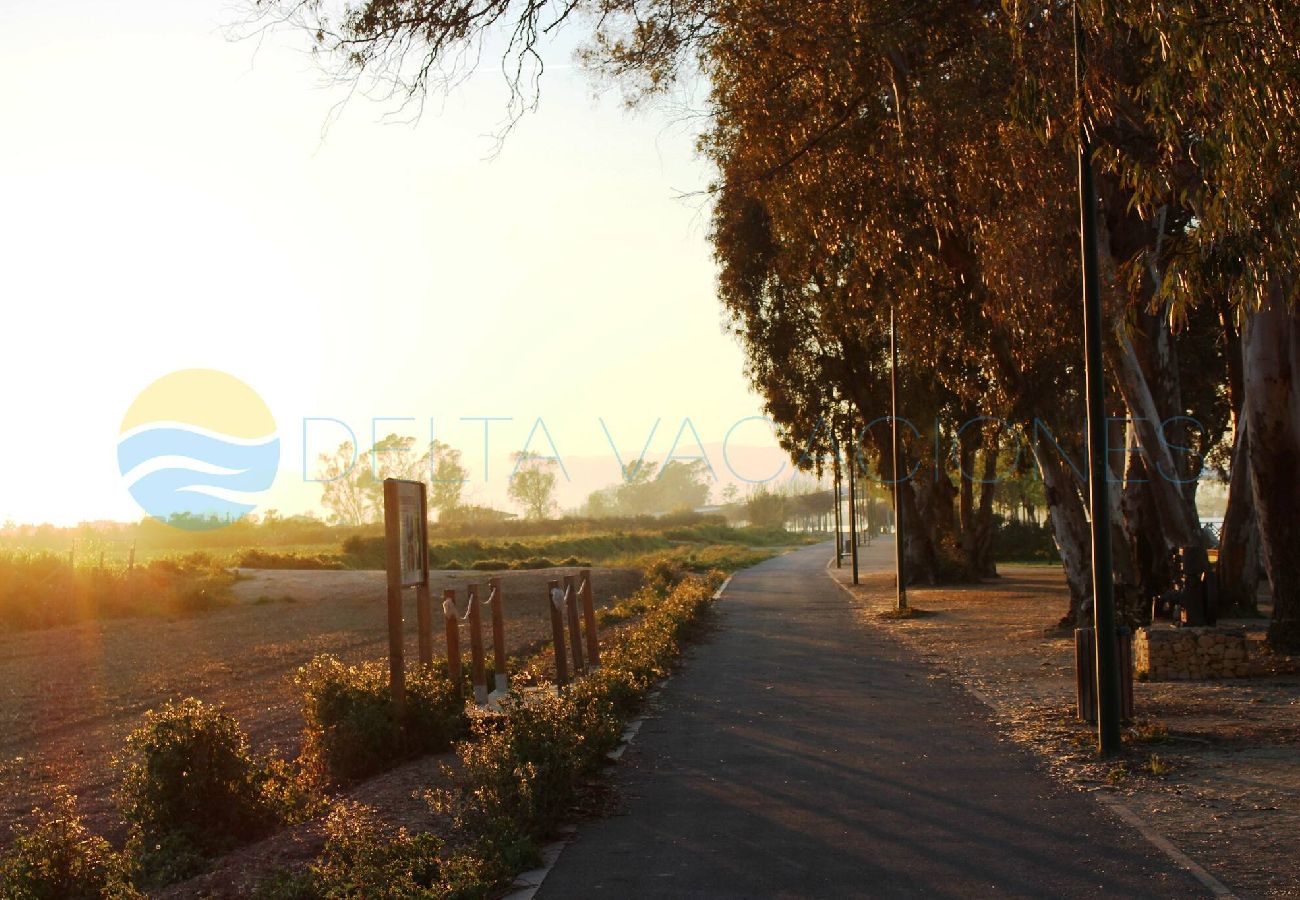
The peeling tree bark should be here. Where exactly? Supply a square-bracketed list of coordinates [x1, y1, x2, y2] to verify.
[1031, 428, 1093, 625]
[1242, 289, 1300, 650]
[1112, 331, 1208, 568]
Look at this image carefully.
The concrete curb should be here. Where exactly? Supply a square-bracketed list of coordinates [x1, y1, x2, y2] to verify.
[826, 564, 1238, 900]
[502, 573, 733, 900]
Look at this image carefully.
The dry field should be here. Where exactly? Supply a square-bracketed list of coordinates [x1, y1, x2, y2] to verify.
[0, 565, 641, 843]
[832, 561, 1300, 899]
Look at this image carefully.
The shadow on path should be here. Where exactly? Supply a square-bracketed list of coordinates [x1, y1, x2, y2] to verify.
[537, 541, 1204, 899]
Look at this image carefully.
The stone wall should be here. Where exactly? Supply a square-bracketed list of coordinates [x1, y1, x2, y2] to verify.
[1135, 625, 1252, 681]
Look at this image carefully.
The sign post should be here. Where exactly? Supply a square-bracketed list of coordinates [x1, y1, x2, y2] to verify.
[383, 478, 429, 709]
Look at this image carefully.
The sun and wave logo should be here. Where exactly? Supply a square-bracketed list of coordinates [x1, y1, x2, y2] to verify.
[117, 369, 279, 530]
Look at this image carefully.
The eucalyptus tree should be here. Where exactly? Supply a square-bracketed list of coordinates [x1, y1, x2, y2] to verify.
[251, 0, 1294, 642]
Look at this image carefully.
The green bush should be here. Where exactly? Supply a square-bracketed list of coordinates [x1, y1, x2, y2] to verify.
[431, 571, 724, 894]
[117, 698, 289, 883]
[468, 559, 510, 571]
[235, 549, 347, 570]
[992, 519, 1060, 562]
[295, 657, 466, 785]
[313, 801, 443, 898]
[288, 566, 727, 898]
[0, 790, 139, 899]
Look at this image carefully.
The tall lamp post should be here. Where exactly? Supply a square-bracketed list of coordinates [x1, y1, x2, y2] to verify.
[1074, 2, 1122, 755]
[847, 425, 860, 585]
[833, 451, 844, 568]
[890, 302, 908, 610]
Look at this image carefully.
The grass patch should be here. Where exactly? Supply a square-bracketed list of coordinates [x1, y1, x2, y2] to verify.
[1144, 753, 1172, 777]
[1126, 720, 1169, 745]
[0, 551, 236, 632]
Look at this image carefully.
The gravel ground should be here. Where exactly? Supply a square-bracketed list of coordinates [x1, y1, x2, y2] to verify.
[0, 566, 640, 843]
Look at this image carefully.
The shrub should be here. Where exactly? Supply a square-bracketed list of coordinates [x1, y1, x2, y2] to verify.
[0, 790, 139, 899]
[469, 559, 510, 571]
[235, 549, 347, 570]
[431, 571, 724, 894]
[640, 556, 685, 597]
[312, 801, 443, 898]
[508, 557, 556, 570]
[992, 519, 1060, 563]
[117, 698, 288, 883]
[295, 657, 466, 785]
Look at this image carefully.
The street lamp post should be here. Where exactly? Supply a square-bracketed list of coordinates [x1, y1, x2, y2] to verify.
[1074, 2, 1122, 755]
[847, 431, 860, 585]
[833, 452, 844, 568]
[890, 302, 908, 610]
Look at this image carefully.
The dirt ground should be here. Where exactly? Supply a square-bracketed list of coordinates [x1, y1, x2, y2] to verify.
[0, 566, 640, 844]
[832, 563, 1300, 900]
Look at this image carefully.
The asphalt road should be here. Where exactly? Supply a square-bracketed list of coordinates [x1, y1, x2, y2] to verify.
[536, 541, 1205, 899]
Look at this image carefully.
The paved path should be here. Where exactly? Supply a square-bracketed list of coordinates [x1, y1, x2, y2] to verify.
[537, 541, 1204, 899]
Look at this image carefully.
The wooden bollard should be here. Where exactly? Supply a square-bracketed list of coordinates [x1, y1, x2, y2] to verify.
[468, 584, 488, 705]
[443, 589, 461, 685]
[548, 579, 569, 687]
[564, 575, 585, 675]
[579, 569, 600, 668]
[488, 577, 508, 694]
[416, 580, 433, 666]
[382, 493, 405, 710]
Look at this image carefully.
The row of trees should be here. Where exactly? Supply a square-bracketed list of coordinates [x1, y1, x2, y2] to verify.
[697, 1, 1297, 647]
[260, 0, 1298, 648]
[314, 437, 567, 523]
[316, 438, 826, 524]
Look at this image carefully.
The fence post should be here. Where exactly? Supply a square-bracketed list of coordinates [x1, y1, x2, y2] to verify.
[564, 574, 586, 675]
[548, 579, 569, 687]
[579, 569, 600, 668]
[468, 584, 487, 705]
[416, 580, 433, 667]
[443, 589, 461, 685]
[382, 481, 406, 710]
[488, 576, 508, 694]
[127, 542, 136, 572]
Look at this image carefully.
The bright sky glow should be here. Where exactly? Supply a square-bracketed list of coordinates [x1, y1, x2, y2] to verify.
[0, 0, 790, 525]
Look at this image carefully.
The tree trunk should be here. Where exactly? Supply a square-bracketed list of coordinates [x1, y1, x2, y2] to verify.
[1112, 332, 1208, 564]
[1217, 420, 1261, 613]
[1242, 290, 1300, 650]
[969, 445, 999, 578]
[1032, 428, 1092, 625]
[900, 480, 939, 585]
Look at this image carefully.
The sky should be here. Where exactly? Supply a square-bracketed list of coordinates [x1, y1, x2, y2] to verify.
[0, 0, 794, 526]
